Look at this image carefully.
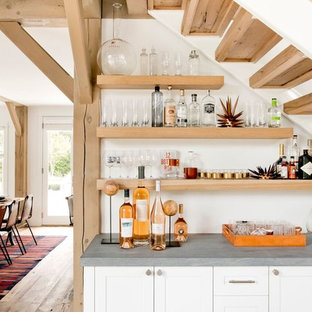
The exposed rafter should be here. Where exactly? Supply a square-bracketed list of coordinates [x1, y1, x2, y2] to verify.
[148, 0, 186, 10]
[64, 0, 93, 104]
[0, 21, 74, 101]
[126, 0, 148, 16]
[284, 93, 312, 115]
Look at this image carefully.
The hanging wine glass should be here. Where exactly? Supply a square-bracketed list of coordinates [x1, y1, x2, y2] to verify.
[97, 3, 137, 75]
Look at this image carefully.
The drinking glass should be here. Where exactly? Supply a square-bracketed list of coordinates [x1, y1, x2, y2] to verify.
[141, 99, 150, 127]
[102, 98, 112, 127]
[174, 52, 182, 75]
[131, 99, 139, 127]
[161, 51, 170, 75]
[110, 99, 119, 127]
[104, 151, 116, 178]
[150, 151, 160, 178]
[122, 99, 129, 127]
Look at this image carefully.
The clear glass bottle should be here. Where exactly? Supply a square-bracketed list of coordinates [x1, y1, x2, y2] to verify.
[268, 98, 281, 128]
[201, 90, 216, 127]
[164, 86, 176, 127]
[276, 143, 285, 175]
[176, 89, 187, 127]
[133, 166, 150, 246]
[140, 48, 148, 75]
[151, 85, 163, 127]
[289, 134, 299, 172]
[149, 47, 158, 76]
[119, 189, 134, 249]
[183, 150, 198, 179]
[188, 50, 200, 75]
[174, 204, 188, 242]
[188, 94, 200, 127]
[150, 180, 166, 251]
[298, 139, 312, 180]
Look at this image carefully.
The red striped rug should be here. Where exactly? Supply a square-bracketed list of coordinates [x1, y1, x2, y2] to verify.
[0, 235, 66, 300]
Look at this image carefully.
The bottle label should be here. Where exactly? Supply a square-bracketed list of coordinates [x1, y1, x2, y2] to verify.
[152, 223, 164, 234]
[301, 162, 312, 176]
[204, 103, 215, 114]
[165, 106, 176, 125]
[136, 200, 148, 221]
[281, 166, 288, 178]
[271, 116, 281, 121]
[120, 218, 133, 238]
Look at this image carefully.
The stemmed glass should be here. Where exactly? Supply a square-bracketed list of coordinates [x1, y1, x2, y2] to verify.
[104, 151, 116, 178]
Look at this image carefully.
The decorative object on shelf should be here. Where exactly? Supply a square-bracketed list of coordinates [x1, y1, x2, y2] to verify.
[163, 200, 180, 247]
[97, 2, 136, 75]
[101, 180, 119, 244]
[160, 150, 180, 178]
[217, 96, 244, 128]
[248, 164, 281, 180]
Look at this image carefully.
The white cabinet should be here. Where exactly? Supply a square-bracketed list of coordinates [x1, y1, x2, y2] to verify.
[155, 267, 213, 312]
[269, 266, 312, 312]
[92, 266, 153, 312]
[214, 296, 268, 312]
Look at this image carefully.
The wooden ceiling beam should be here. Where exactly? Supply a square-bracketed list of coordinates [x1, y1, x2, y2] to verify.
[4, 101, 22, 137]
[0, 21, 74, 102]
[284, 93, 312, 115]
[0, 0, 101, 20]
[64, 0, 93, 104]
[126, 0, 148, 16]
[249, 45, 306, 88]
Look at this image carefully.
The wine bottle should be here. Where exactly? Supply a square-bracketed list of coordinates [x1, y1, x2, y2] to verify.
[119, 189, 134, 249]
[150, 180, 166, 251]
[133, 166, 150, 246]
[151, 85, 163, 127]
[174, 204, 188, 242]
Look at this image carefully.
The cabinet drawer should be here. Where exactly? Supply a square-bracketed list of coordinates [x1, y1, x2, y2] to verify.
[214, 267, 268, 296]
[214, 296, 268, 312]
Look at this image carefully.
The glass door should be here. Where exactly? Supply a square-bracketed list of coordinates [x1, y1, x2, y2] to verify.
[42, 121, 73, 225]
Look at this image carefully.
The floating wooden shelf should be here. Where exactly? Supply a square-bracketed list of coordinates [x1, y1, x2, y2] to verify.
[96, 127, 293, 139]
[148, 0, 185, 10]
[181, 0, 239, 36]
[215, 8, 282, 63]
[97, 75, 224, 90]
[97, 179, 312, 191]
[284, 93, 312, 115]
[250, 45, 312, 89]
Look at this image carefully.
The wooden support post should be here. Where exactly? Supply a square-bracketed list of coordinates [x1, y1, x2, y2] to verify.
[0, 22, 74, 102]
[5, 102, 22, 137]
[73, 19, 101, 312]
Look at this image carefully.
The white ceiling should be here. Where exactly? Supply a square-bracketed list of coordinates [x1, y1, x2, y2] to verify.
[0, 27, 74, 106]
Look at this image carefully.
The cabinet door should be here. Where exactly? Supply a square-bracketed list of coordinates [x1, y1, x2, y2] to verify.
[94, 266, 153, 312]
[214, 296, 268, 312]
[155, 266, 213, 312]
[269, 266, 312, 312]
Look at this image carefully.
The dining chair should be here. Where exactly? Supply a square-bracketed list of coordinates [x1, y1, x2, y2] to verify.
[17, 195, 37, 245]
[0, 206, 12, 265]
[1, 200, 25, 255]
[66, 195, 73, 226]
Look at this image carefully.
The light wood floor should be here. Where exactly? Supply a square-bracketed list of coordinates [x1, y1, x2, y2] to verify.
[0, 226, 73, 312]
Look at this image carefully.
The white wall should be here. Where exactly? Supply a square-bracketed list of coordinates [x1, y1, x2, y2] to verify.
[100, 19, 312, 234]
[28, 105, 73, 226]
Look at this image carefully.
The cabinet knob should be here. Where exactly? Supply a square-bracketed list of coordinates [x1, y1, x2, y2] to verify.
[272, 269, 279, 276]
[157, 269, 162, 276]
[145, 269, 152, 276]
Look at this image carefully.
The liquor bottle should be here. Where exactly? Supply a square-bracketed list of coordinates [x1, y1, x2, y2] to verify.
[151, 85, 163, 127]
[201, 90, 216, 127]
[289, 134, 299, 172]
[176, 89, 187, 127]
[288, 156, 297, 179]
[268, 98, 281, 128]
[298, 139, 312, 179]
[188, 94, 200, 127]
[133, 166, 150, 245]
[164, 86, 176, 127]
[150, 180, 166, 251]
[149, 47, 158, 75]
[119, 189, 134, 249]
[140, 48, 148, 75]
[280, 156, 288, 179]
[174, 204, 188, 242]
[275, 143, 285, 174]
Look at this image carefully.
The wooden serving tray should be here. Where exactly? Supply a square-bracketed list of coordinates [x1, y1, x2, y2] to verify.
[222, 224, 306, 247]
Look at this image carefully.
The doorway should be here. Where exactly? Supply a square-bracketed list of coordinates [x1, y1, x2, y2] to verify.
[42, 118, 73, 225]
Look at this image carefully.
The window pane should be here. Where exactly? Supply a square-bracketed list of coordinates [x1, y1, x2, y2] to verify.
[0, 129, 4, 155]
[0, 157, 3, 195]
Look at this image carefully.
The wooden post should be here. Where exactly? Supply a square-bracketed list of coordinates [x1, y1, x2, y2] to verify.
[15, 106, 28, 197]
[73, 18, 101, 312]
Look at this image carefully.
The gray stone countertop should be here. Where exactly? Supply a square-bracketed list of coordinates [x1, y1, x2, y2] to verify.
[81, 234, 312, 267]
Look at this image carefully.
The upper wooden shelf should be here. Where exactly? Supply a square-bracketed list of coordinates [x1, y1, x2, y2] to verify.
[215, 8, 282, 63]
[96, 75, 224, 90]
[97, 179, 312, 191]
[181, 0, 239, 36]
[250, 45, 312, 89]
[97, 127, 293, 139]
[284, 93, 312, 115]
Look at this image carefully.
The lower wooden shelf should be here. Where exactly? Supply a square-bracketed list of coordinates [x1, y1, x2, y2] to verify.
[97, 179, 312, 191]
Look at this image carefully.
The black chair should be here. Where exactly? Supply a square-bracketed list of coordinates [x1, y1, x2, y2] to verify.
[17, 195, 37, 245]
[0, 206, 12, 265]
[66, 195, 73, 226]
[1, 200, 25, 255]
